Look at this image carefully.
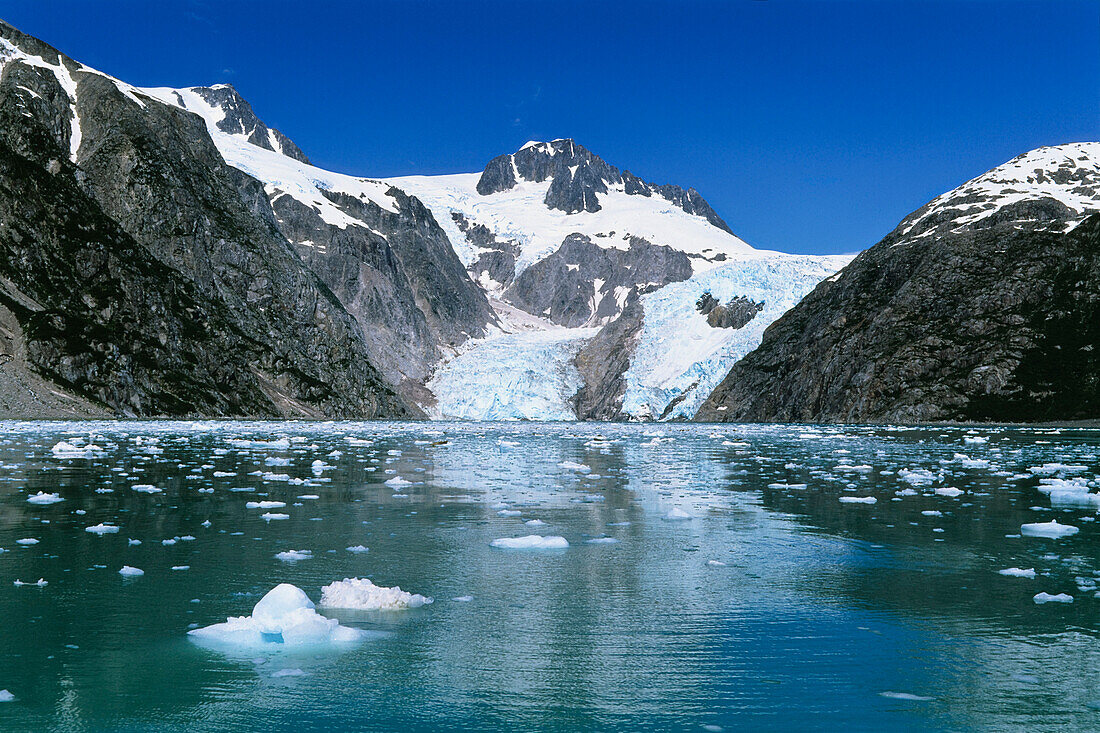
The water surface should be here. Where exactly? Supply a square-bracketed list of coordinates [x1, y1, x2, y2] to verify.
[1, 421, 1098, 731]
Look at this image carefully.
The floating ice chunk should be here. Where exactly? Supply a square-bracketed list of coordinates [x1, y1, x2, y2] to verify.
[949, 454, 989, 469]
[934, 487, 964, 498]
[963, 436, 989, 444]
[172, 565, 190, 571]
[879, 691, 934, 701]
[212, 471, 237, 477]
[16, 538, 39, 545]
[558, 462, 591, 473]
[274, 549, 312, 562]
[346, 545, 369, 553]
[490, 535, 569, 549]
[246, 501, 287, 509]
[319, 577, 433, 611]
[131, 484, 162, 494]
[1020, 520, 1079, 539]
[768, 483, 808, 490]
[264, 457, 292, 466]
[51, 441, 104, 458]
[262, 513, 290, 521]
[921, 510, 943, 517]
[898, 468, 938, 486]
[1029, 463, 1088, 477]
[664, 507, 694, 521]
[13, 578, 47, 587]
[188, 584, 363, 649]
[839, 496, 877, 504]
[27, 492, 63, 505]
[0, 690, 13, 702]
[297, 494, 320, 500]
[119, 566, 144, 577]
[586, 537, 619, 544]
[497, 509, 522, 517]
[998, 568, 1036, 578]
[452, 595, 474, 602]
[272, 668, 307, 678]
[1033, 592, 1073, 604]
[525, 519, 547, 527]
[706, 560, 727, 567]
[384, 476, 412, 488]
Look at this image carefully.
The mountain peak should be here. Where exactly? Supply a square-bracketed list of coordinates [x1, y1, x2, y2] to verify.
[475, 139, 733, 233]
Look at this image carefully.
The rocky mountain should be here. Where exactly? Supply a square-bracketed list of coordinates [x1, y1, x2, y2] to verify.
[391, 143, 851, 420]
[0, 20, 494, 417]
[697, 143, 1100, 423]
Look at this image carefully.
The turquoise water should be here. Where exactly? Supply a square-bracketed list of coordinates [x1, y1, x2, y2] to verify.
[0, 421, 1099, 731]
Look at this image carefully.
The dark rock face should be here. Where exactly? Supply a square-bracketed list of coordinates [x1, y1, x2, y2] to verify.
[475, 139, 733, 232]
[190, 84, 311, 164]
[504, 234, 692, 327]
[696, 292, 764, 329]
[571, 290, 645, 420]
[697, 213, 1100, 424]
[452, 212, 519, 288]
[272, 188, 496, 391]
[0, 20, 413, 418]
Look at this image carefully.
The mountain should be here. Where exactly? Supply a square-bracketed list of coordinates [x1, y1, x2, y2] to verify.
[387, 140, 851, 420]
[0, 20, 503, 416]
[697, 143, 1100, 423]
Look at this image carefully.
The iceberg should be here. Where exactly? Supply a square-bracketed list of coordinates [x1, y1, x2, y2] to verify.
[839, 496, 877, 504]
[51, 441, 105, 459]
[274, 549, 312, 562]
[0, 690, 14, 702]
[85, 523, 120, 535]
[119, 566, 144, 577]
[490, 535, 569, 549]
[188, 584, 363, 649]
[1020, 521, 1079, 539]
[319, 577, 433, 611]
[998, 568, 1036, 578]
[26, 492, 63, 505]
[1033, 592, 1073, 604]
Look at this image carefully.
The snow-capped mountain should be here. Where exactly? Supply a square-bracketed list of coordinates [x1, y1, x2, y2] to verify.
[387, 141, 852, 420]
[698, 142, 1100, 424]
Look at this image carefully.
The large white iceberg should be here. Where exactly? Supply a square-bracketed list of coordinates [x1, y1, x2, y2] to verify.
[188, 584, 363, 649]
[319, 578, 433, 611]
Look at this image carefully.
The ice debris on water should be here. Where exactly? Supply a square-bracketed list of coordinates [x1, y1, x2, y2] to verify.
[839, 496, 877, 504]
[998, 568, 1036, 578]
[490, 535, 569, 549]
[1020, 521, 1079, 539]
[85, 524, 119, 535]
[0, 690, 14, 702]
[879, 691, 934, 701]
[16, 538, 38, 545]
[51, 441, 104, 459]
[345, 545, 369, 553]
[274, 549, 312, 562]
[13, 578, 47, 587]
[1033, 592, 1073, 604]
[262, 513, 290, 521]
[188, 584, 363, 648]
[664, 507, 694, 521]
[319, 577, 433, 611]
[26, 492, 63, 505]
[119, 566, 144, 577]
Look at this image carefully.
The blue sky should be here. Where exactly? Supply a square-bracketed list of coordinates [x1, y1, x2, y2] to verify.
[6, 0, 1098, 254]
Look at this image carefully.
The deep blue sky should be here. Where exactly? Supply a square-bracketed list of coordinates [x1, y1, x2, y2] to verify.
[5, 1, 1098, 254]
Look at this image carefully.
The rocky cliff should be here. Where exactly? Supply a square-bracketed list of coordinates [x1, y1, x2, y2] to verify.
[697, 144, 1100, 423]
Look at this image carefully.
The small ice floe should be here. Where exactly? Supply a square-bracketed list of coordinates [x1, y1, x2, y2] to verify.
[131, 484, 162, 494]
[921, 510, 943, 517]
[963, 436, 989, 444]
[934, 487, 964, 498]
[119, 566, 144, 577]
[246, 501, 287, 510]
[585, 537, 619, 544]
[298, 495, 320, 500]
[497, 509, 522, 517]
[1020, 520, 1079, 539]
[452, 595, 473, 602]
[998, 568, 1036, 578]
[172, 566, 190, 571]
[384, 476, 412, 488]
[525, 519, 547, 527]
[839, 496, 877, 504]
[95, 488, 114, 494]
[346, 545, 369, 553]
[274, 549, 312, 562]
[0, 690, 14, 702]
[212, 471, 236, 477]
[188, 584, 363, 649]
[558, 462, 591, 473]
[949, 454, 989, 469]
[162, 538, 177, 546]
[768, 483, 808, 490]
[1033, 592, 1073, 604]
[16, 538, 39, 546]
[261, 513, 290, 521]
[490, 535, 569, 550]
[272, 668, 307, 678]
[706, 560, 728, 567]
[664, 507, 694, 521]
[264, 457, 291, 467]
[128, 538, 141, 546]
[319, 577, 433, 611]
[1029, 463, 1088, 477]
[27, 492, 63, 505]
[51, 441, 105, 459]
[879, 691, 934, 701]
[13, 578, 47, 587]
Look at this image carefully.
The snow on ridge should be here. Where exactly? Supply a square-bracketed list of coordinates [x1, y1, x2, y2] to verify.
[900, 142, 1100, 238]
[386, 171, 761, 276]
